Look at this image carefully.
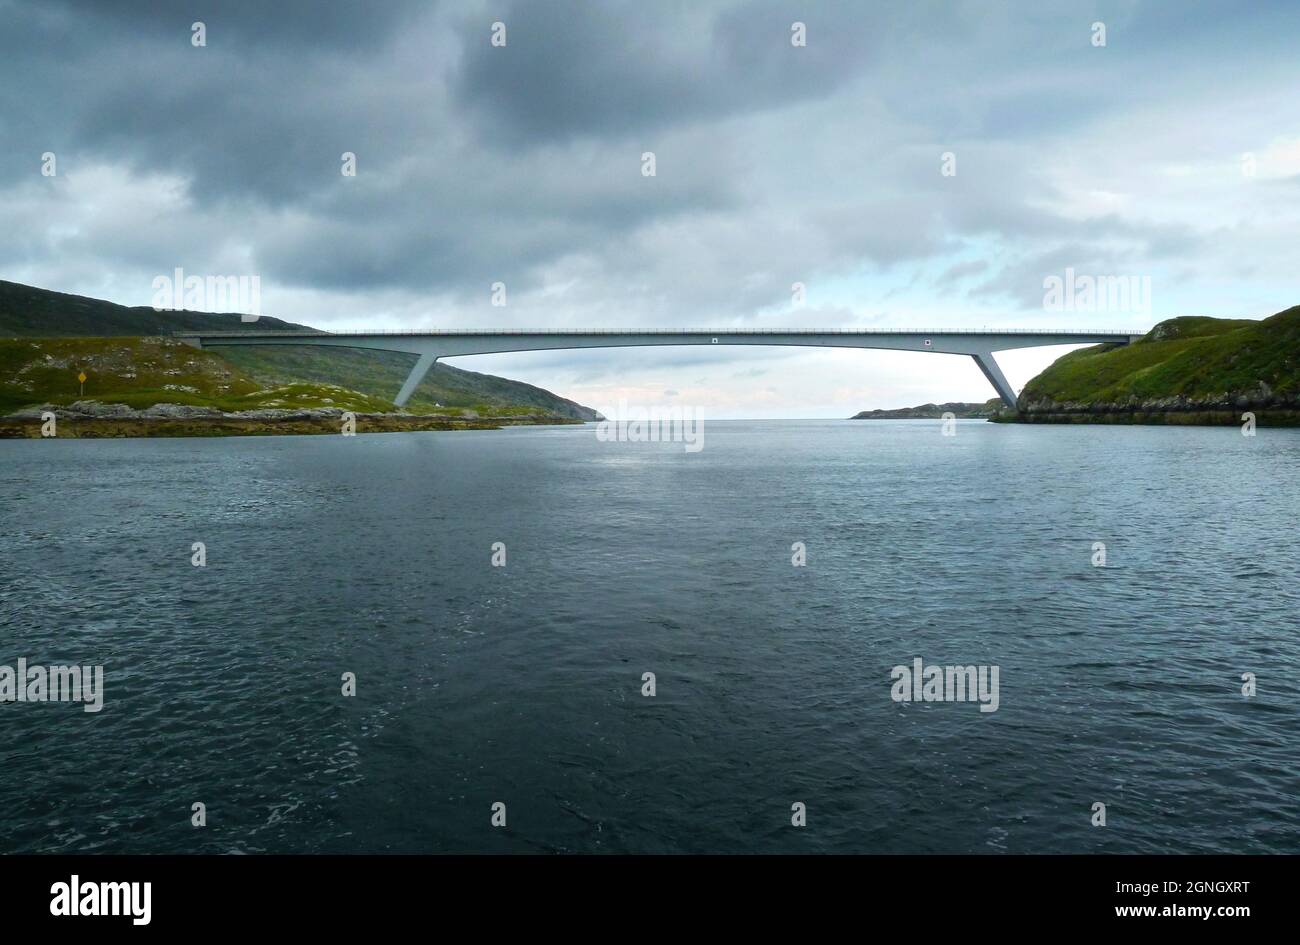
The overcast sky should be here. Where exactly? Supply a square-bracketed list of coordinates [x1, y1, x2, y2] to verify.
[2, 0, 1297, 416]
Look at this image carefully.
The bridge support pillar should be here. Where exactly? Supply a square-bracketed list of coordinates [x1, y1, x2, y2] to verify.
[971, 352, 1018, 409]
[394, 351, 439, 408]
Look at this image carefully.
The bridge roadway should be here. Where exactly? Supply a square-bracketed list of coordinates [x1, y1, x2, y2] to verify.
[175, 327, 1144, 409]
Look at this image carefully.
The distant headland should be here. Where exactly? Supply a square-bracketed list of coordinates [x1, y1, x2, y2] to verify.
[849, 400, 1002, 420]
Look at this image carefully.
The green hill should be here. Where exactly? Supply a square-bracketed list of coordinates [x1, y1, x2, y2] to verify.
[0, 336, 396, 415]
[0, 279, 599, 419]
[1015, 305, 1300, 422]
[217, 344, 599, 418]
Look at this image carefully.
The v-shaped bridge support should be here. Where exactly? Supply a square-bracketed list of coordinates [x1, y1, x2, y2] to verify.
[394, 351, 439, 407]
[970, 351, 1018, 408]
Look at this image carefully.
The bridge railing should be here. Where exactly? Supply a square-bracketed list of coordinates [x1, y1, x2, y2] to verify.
[176, 327, 1144, 338]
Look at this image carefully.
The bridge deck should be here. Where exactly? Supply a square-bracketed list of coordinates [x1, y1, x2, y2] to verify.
[180, 327, 1140, 338]
[176, 326, 1145, 409]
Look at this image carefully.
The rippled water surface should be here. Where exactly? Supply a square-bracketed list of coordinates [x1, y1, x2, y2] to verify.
[1, 420, 1297, 853]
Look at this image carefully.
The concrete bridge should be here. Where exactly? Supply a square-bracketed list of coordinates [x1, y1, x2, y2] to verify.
[176, 328, 1143, 409]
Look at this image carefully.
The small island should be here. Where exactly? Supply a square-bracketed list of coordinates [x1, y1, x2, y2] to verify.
[849, 400, 1003, 420]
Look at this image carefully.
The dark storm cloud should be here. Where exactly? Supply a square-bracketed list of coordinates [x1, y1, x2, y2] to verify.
[0, 0, 430, 203]
[452, 0, 898, 144]
[0, 0, 760, 300]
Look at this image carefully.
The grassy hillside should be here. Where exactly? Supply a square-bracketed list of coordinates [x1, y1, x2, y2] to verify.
[0, 337, 397, 415]
[218, 345, 600, 419]
[0, 279, 599, 419]
[1019, 306, 1300, 408]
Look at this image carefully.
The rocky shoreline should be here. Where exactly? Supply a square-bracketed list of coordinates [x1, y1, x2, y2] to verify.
[0, 401, 584, 438]
[999, 391, 1300, 426]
